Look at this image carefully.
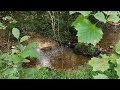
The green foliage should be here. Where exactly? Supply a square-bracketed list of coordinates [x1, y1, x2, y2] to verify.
[0, 15, 18, 39]
[69, 11, 92, 17]
[72, 15, 103, 46]
[9, 54, 23, 64]
[11, 28, 39, 60]
[89, 54, 110, 72]
[1, 11, 120, 79]
[94, 11, 107, 23]
[93, 74, 108, 79]
[79, 11, 92, 17]
[21, 42, 39, 58]
[70, 11, 120, 46]
[12, 28, 20, 39]
[88, 39, 120, 79]
[107, 15, 119, 23]
[107, 11, 120, 23]
[2, 15, 17, 23]
[114, 40, 120, 78]
[0, 27, 39, 79]
[115, 40, 120, 54]
[0, 22, 7, 29]
[74, 43, 96, 56]
[20, 36, 30, 43]
[19, 65, 91, 79]
[88, 53, 120, 79]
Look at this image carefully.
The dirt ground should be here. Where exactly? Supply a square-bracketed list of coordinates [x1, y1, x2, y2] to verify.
[99, 25, 120, 53]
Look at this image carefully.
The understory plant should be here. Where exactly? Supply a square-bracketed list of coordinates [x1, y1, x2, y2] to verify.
[88, 40, 120, 79]
[70, 11, 120, 46]
[0, 27, 39, 79]
[70, 11, 120, 79]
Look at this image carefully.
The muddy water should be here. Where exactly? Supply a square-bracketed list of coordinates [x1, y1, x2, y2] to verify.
[35, 26, 120, 71]
[37, 47, 89, 71]
[23, 35, 89, 71]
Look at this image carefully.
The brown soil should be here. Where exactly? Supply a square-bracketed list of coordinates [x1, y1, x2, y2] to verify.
[0, 29, 16, 52]
[51, 48, 89, 71]
[98, 25, 120, 54]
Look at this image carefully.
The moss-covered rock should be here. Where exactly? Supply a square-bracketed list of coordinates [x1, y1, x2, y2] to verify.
[74, 43, 97, 57]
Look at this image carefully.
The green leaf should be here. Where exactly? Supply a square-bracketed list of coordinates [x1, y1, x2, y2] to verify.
[115, 66, 120, 78]
[79, 11, 92, 16]
[21, 42, 39, 58]
[88, 55, 110, 72]
[109, 54, 119, 64]
[102, 11, 110, 15]
[0, 22, 7, 29]
[25, 42, 38, 50]
[72, 15, 103, 46]
[12, 28, 20, 39]
[103, 11, 119, 16]
[11, 48, 20, 55]
[72, 15, 85, 26]
[93, 74, 108, 79]
[116, 58, 120, 67]
[9, 55, 23, 64]
[16, 44, 26, 51]
[20, 36, 30, 43]
[21, 48, 40, 58]
[109, 11, 118, 16]
[107, 14, 120, 23]
[115, 40, 120, 54]
[69, 11, 92, 16]
[94, 11, 107, 23]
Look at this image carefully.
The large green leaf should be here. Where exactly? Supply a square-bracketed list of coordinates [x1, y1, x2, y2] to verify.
[12, 28, 20, 39]
[20, 36, 30, 43]
[21, 48, 39, 58]
[72, 15, 85, 26]
[25, 42, 38, 50]
[89, 54, 110, 72]
[72, 15, 103, 46]
[94, 11, 107, 23]
[115, 40, 120, 54]
[107, 14, 120, 23]
[93, 74, 108, 79]
[21, 42, 39, 58]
